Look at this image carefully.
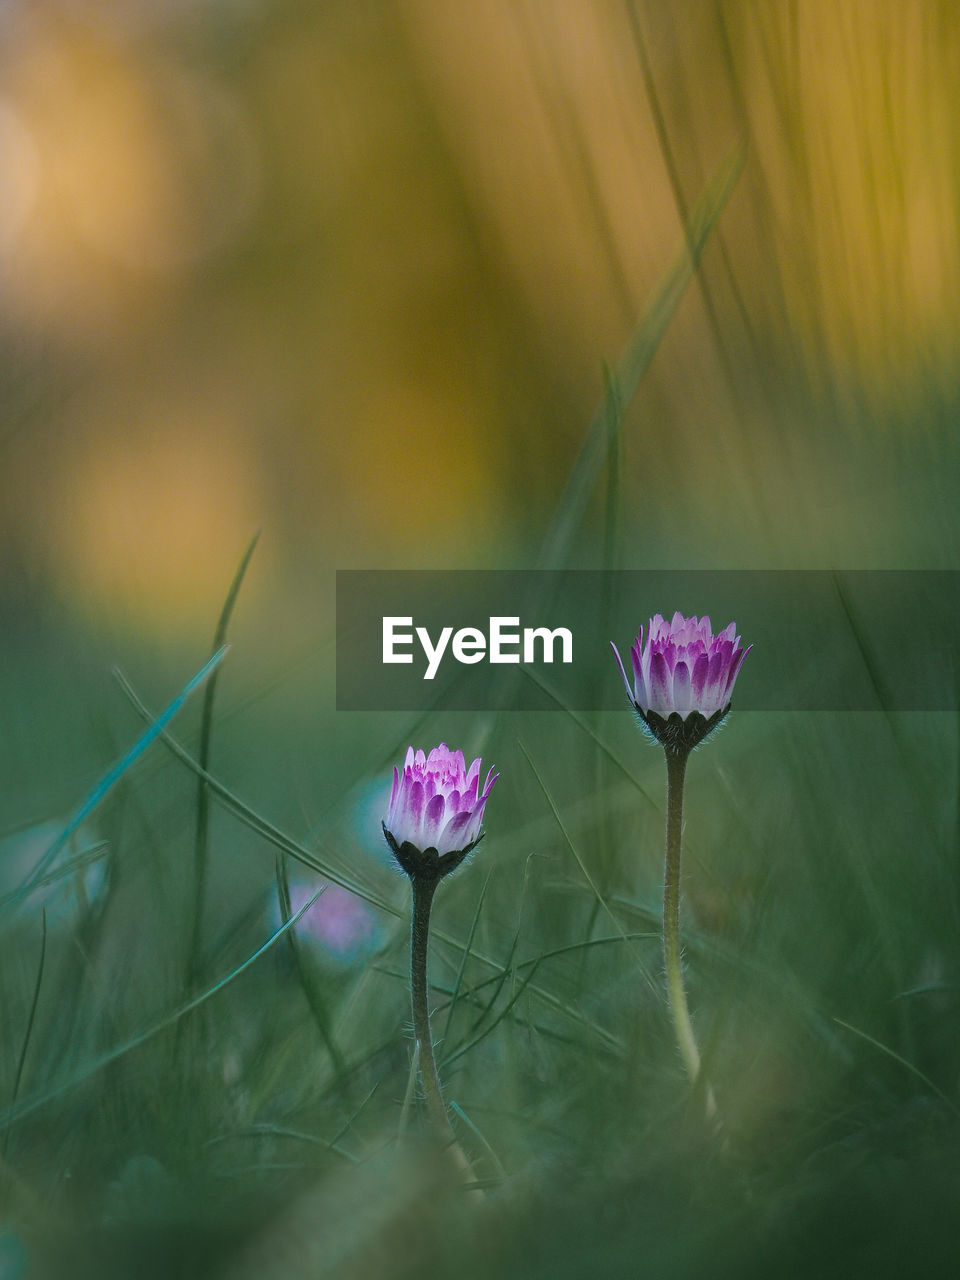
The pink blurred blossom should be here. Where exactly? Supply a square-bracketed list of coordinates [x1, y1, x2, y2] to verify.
[285, 881, 379, 967]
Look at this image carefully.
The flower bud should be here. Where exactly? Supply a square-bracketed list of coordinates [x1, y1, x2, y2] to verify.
[382, 744, 498, 881]
[612, 612, 752, 753]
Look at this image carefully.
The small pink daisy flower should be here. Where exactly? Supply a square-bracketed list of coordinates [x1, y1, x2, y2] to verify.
[612, 612, 752, 752]
[383, 743, 498, 880]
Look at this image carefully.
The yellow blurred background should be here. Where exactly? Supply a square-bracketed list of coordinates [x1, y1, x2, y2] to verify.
[1, 0, 959, 638]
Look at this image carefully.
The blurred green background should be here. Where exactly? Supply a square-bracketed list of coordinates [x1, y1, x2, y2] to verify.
[2, 1, 960, 1277]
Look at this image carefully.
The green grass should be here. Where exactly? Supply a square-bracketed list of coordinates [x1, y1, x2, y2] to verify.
[5, 676, 960, 1278]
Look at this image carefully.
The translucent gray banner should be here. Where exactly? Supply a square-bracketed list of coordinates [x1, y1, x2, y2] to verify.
[336, 570, 959, 711]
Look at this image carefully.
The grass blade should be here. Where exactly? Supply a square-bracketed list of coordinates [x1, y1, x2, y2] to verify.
[448, 1100, 507, 1183]
[0, 885, 324, 1133]
[189, 530, 260, 990]
[441, 960, 542, 1069]
[275, 853, 350, 1090]
[440, 873, 491, 1049]
[0, 647, 229, 913]
[834, 1017, 960, 1119]
[2, 908, 46, 1157]
[537, 145, 745, 570]
[517, 739, 659, 1000]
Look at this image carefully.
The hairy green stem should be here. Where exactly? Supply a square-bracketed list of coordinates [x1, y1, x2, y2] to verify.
[663, 748, 703, 1084]
[410, 876, 455, 1138]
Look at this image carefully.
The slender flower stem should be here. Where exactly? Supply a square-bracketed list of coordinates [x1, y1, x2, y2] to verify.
[662, 747, 703, 1084]
[410, 875, 455, 1139]
[408, 874, 484, 1195]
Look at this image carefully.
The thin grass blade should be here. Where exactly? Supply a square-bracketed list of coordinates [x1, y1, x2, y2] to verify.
[0, 646, 230, 912]
[189, 530, 260, 989]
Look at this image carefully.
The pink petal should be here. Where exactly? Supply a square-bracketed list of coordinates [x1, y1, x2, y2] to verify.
[672, 660, 692, 717]
[649, 651, 672, 714]
[702, 651, 726, 713]
[630, 641, 643, 690]
[640, 634, 654, 707]
[611, 641, 634, 702]
[629, 641, 646, 709]
[690, 652, 710, 705]
[723, 643, 752, 698]
[437, 809, 473, 855]
[481, 767, 499, 801]
[461, 773, 479, 808]
[406, 779, 424, 828]
[424, 792, 445, 843]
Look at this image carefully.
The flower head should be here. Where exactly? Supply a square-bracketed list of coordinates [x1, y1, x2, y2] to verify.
[612, 612, 751, 753]
[383, 744, 498, 880]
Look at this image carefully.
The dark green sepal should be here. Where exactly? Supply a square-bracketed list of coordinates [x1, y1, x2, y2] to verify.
[382, 822, 484, 883]
[635, 703, 730, 754]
